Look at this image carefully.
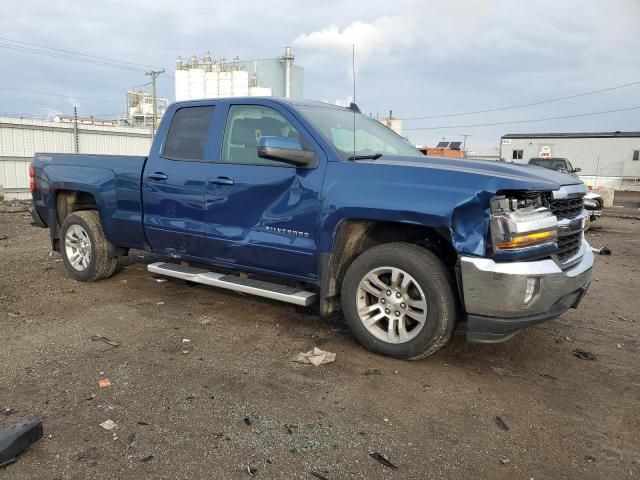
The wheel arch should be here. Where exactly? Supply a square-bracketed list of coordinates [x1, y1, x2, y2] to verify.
[52, 189, 124, 256]
[318, 218, 458, 316]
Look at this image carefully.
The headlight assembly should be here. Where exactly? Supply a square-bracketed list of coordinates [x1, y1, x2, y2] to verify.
[490, 195, 558, 257]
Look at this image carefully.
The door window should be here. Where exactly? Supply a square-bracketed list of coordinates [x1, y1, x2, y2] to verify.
[163, 106, 214, 161]
[220, 105, 301, 166]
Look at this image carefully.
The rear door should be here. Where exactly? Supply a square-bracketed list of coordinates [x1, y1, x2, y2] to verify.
[201, 101, 327, 280]
[142, 104, 217, 256]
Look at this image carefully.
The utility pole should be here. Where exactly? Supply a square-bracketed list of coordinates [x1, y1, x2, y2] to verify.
[461, 134, 469, 156]
[145, 69, 165, 136]
[73, 106, 79, 154]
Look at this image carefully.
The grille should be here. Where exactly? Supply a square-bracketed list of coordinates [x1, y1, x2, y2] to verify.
[549, 198, 584, 220]
[557, 231, 582, 262]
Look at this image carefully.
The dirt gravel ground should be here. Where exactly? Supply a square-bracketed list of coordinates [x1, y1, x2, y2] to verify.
[1, 200, 639, 479]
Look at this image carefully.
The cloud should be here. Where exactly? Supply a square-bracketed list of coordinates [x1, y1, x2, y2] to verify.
[293, 16, 417, 70]
[334, 95, 353, 108]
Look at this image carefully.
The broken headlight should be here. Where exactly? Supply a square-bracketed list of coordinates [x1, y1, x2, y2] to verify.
[490, 195, 558, 258]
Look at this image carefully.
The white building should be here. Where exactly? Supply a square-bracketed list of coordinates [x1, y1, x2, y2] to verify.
[501, 132, 640, 188]
[174, 47, 303, 101]
[378, 111, 402, 135]
[0, 117, 151, 199]
[127, 90, 168, 127]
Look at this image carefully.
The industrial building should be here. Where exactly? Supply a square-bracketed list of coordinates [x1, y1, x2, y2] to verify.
[501, 132, 640, 187]
[378, 110, 402, 135]
[0, 116, 151, 200]
[126, 90, 169, 128]
[174, 47, 303, 101]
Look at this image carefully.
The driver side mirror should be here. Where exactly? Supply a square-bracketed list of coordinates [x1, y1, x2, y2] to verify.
[574, 167, 581, 173]
[257, 136, 317, 168]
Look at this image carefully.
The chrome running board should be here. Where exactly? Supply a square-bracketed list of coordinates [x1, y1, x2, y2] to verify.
[147, 262, 318, 306]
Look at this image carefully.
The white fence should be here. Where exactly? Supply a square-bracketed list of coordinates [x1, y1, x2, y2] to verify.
[0, 117, 152, 200]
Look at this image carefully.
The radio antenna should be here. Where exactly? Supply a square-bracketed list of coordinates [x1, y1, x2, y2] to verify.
[352, 44, 356, 159]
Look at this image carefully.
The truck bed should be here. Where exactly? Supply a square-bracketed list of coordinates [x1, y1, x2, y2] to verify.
[31, 153, 148, 250]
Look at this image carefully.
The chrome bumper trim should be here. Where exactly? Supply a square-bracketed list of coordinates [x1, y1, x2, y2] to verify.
[460, 241, 594, 318]
[552, 184, 587, 199]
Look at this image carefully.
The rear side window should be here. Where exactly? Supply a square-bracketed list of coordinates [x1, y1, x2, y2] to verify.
[163, 106, 214, 160]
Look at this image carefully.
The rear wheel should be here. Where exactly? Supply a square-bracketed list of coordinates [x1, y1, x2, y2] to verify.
[341, 243, 457, 359]
[60, 211, 118, 282]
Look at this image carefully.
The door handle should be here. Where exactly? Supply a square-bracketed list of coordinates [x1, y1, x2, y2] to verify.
[208, 177, 234, 186]
[147, 172, 168, 181]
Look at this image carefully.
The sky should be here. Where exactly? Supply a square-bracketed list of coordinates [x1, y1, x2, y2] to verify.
[0, 0, 639, 154]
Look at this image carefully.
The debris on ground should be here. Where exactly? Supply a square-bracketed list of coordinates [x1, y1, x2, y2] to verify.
[148, 277, 167, 283]
[140, 455, 154, 463]
[156, 301, 165, 305]
[2, 408, 12, 416]
[494, 416, 510, 431]
[311, 472, 329, 480]
[90, 335, 120, 351]
[99, 420, 117, 431]
[539, 373, 558, 381]
[245, 465, 258, 476]
[573, 349, 597, 361]
[243, 416, 253, 426]
[98, 378, 111, 388]
[369, 451, 398, 469]
[293, 347, 336, 366]
[0, 420, 44, 468]
[490, 366, 515, 377]
[364, 368, 382, 375]
[591, 246, 612, 255]
[616, 343, 622, 349]
[0, 235, 7, 240]
[500, 458, 510, 465]
[127, 433, 137, 445]
[182, 338, 191, 354]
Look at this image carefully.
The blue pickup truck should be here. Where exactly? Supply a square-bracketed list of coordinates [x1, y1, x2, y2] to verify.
[30, 97, 594, 359]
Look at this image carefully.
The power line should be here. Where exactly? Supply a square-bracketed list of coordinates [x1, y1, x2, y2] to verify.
[0, 42, 149, 72]
[0, 36, 161, 70]
[402, 106, 640, 131]
[400, 80, 640, 120]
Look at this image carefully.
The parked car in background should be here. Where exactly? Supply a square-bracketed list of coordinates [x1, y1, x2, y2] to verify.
[29, 98, 594, 359]
[528, 157, 581, 177]
[527, 157, 602, 222]
[584, 191, 604, 223]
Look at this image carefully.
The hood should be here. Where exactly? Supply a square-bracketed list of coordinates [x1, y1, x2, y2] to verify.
[367, 155, 583, 192]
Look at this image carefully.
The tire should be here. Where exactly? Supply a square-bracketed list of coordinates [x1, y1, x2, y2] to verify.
[341, 243, 457, 360]
[60, 210, 118, 282]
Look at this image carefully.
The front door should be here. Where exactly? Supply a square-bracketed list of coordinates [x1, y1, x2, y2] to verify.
[201, 103, 326, 280]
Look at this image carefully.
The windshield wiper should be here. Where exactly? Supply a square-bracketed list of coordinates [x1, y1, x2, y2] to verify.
[348, 153, 383, 161]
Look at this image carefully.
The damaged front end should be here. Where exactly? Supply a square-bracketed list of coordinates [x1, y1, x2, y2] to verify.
[453, 184, 594, 343]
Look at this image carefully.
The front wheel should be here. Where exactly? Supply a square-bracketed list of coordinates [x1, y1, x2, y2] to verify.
[341, 243, 457, 360]
[60, 210, 118, 282]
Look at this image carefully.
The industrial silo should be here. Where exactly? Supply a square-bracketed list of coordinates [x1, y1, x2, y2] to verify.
[174, 69, 190, 101]
[205, 71, 219, 98]
[231, 70, 249, 97]
[188, 69, 205, 99]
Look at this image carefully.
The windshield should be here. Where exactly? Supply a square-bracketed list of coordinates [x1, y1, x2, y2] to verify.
[529, 158, 569, 170]
[298, 106, 424, 159]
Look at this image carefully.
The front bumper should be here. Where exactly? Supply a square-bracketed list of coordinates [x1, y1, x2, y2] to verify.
[460, 241, 594, 343]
